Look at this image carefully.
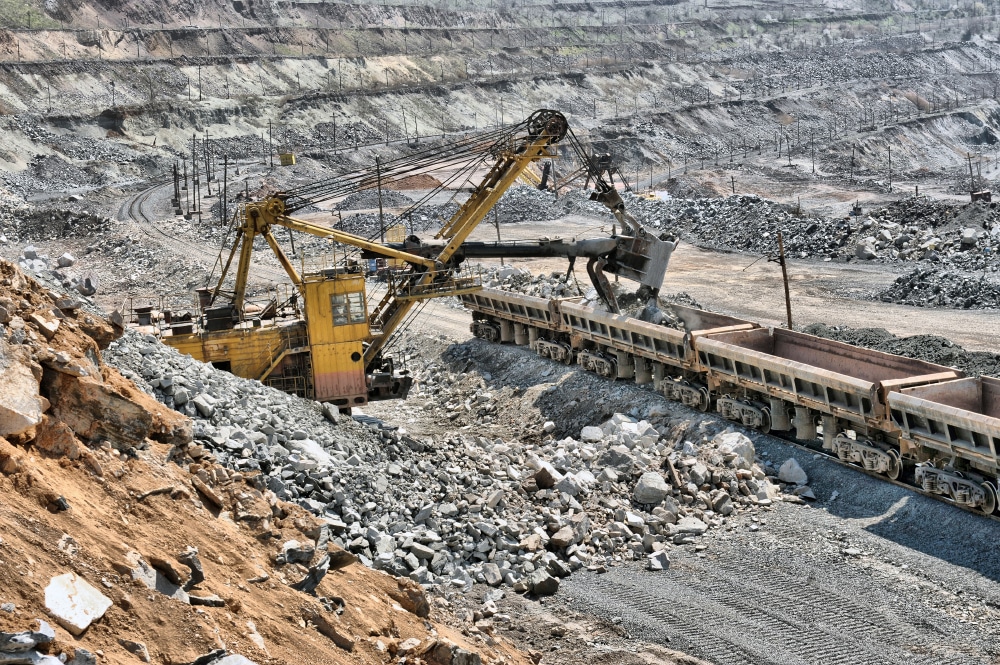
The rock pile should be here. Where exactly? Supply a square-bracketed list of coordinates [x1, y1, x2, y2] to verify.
[493, 185, 561, 224]
[104, 316, 804, 597]
[105, 329, 386, 499]
[0, 204, 118, 245]
[482, 265, 580, 300]
[877, 267, 1000, 309]
[803, 322, 1000, 377]
[400, 354, 801, 593]
[1, 116, 142, 198]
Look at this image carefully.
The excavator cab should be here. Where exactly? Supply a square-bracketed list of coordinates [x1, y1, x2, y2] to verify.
[297, 267, 414, 408]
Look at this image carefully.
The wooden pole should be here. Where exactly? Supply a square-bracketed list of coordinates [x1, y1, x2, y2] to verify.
[376, 156, 385, 242]
[777, 231, 792, 329]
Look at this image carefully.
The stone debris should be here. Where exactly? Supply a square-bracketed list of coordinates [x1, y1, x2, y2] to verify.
[0, 620, 55, 655]
[105, 314, 793, 596]
[117, 639, 151, 663]
[646, 551, 671, 571]
[43, 573, 112, 636]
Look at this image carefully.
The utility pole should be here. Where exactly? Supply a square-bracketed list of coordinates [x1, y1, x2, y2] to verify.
[222, 154, 228, 224]
[183, 159, 191, 219]
[204, 137, 212, 196]
[268, 120, 274, 168]
[969, 152, 977, 196]
[494, 207, 504, 266]
[887, 144, 892, 192]
[198, 65, 202, 101]
[376, 156, 385, 242]
[771, 232, 793, 329]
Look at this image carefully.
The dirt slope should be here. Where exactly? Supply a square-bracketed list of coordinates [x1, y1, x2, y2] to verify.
[0, 439, 527, 665]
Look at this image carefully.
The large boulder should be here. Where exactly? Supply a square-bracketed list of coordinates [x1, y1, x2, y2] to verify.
[778, 458, 808, 485]
[714, 430, 755, 469]
[634, 472, 670, 504]
[44, 573, 112, 636]
[528, 569, 559, 596]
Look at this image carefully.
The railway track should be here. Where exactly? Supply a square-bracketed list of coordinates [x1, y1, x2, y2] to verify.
[117, 181, 289, 285]
[773, 431, 1000, 524]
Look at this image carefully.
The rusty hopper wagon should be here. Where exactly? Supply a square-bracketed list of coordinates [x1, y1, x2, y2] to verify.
[694, 327, 959, 477]
[889, 377, 1000, 513]
[463, 287, 1000, 516]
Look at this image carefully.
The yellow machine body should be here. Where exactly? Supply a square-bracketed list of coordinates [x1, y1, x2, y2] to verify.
[279, 153, 296, 166]
[164, 320, 308, 389]
[302, 272, 370, 407]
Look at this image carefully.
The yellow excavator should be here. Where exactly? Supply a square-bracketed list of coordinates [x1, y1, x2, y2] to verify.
[149, 110, 675, 410]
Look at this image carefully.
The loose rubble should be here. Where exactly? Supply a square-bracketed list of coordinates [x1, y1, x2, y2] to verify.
[101, 312, 816, 599]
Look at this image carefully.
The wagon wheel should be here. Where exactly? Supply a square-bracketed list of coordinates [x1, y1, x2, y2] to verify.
[886, 449, 902, 481]
[562, 344, 575, 366]
[980, 482, 998, 516]
[698, 386, 711, 413]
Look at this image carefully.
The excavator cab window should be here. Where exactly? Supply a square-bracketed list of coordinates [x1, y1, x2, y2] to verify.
[331, 293, 366, 326]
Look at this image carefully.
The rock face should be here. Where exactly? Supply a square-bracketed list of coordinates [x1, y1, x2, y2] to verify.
[45, 370, 190, 449]
[0, 342, 43, 438]
[44, 573, 112, 636]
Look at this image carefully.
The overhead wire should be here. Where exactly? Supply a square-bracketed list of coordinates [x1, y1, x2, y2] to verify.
[282, 122, 526, 213]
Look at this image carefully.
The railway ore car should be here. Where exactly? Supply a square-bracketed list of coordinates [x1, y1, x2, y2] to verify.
[888, 377, 1000, 513]
[695, 327, 960, 479]
[463, 290, 559, 343]
[464, 288, 757, 410]
[557, 299, 756, 410]
[461, 287, 1000, 515]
